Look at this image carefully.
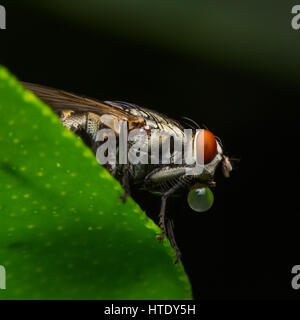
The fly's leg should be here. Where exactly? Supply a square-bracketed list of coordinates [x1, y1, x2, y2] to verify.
[120, 164, 131, 203]
[166, 218, 182, 264]
[156, 180, 184, 242]
[157, 194, 168, 241]
[157, 187, 183, 263]
[145, 169, 189, 262]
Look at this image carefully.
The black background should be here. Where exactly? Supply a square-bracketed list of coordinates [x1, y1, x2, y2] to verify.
[0, 2, 299, 300]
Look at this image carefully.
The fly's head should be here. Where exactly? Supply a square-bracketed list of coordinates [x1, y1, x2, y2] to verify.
[186, 129, 233, 212]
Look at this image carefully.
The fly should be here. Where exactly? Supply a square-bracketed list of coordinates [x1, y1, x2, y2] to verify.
[22, 82, 233, 263]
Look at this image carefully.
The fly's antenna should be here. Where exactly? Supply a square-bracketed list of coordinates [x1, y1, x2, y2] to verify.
[223, 156, 240, 171]
[181, 116, 201, 129]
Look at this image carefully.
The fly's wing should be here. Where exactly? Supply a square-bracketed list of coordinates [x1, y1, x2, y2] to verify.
[22, 82, 185, 136]
[23, 82, 187, 165]
[22, 82, 145, 128]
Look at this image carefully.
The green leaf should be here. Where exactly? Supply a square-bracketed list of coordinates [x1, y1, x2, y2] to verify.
[0, 66, 192, 299]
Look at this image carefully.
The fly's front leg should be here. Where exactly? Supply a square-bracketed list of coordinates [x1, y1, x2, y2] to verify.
[145, 166, 186, 239]
[120, 164, 131, 203]
[145, 167, 189, 262]
[156, 183, 182, 242]
[156, 184, 184, 263]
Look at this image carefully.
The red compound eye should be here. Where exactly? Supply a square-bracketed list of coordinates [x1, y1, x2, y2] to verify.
[196, 129, 217, 164]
